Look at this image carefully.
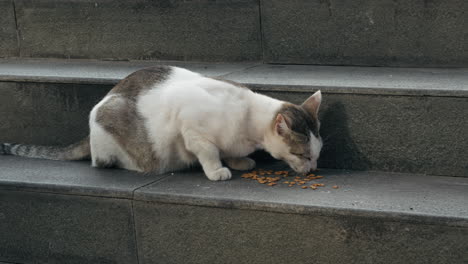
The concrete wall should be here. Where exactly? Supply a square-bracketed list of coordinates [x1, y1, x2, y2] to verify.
[14, 0, 262, 62]
[0, 0, 467, 66]
[261, 0, 467, 67]
[0, 82, 109, 145]
[0, 0, 18, 58]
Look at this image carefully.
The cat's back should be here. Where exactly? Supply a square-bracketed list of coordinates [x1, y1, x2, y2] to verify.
[137, 66, 252, 113]
[107, 65, 200, 98]
[109, 65, 249, 101]
[136, 66, 254, 139]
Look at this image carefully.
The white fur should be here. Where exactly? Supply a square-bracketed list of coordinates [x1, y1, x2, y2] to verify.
[137, 67, 284, 180]
[310, 133, 323, 170]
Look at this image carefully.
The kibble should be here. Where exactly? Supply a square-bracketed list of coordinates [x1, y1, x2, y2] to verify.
[240, 169, 339, 190]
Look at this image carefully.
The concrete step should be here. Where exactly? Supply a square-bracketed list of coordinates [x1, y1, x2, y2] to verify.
[1, 59, 467, 177]
[0, 0, 466, 66]
[0, 157, 467, 264]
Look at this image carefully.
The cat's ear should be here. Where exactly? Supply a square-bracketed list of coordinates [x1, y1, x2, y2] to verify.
[275, 114, 291, 136]
[301, 90, 322, 117]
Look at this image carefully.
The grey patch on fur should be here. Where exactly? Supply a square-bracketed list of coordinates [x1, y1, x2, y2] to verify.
[0, 143, 10, 155]
[96, 97, 159, 172]
[279, 103, 320, 138]
[95, 66, 171, 172]
[0, 137, 90, 160]
[109, 66, 171, 98]
[276, 103, 320, 155]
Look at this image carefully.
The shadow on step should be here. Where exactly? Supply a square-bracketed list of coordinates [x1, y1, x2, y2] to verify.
[319, 101, 370, 170]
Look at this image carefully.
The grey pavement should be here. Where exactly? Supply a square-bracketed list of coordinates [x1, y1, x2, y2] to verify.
[1, 59, 467, 97]
[1, 156, 466, 225]
[222, 64, 468, 97]
[0, 155, 163, 198]
[135, 161, 468, 226]
[0, 59, 257, 84]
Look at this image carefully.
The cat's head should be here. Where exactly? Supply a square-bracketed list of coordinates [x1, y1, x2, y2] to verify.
[265, 90, 322, 174]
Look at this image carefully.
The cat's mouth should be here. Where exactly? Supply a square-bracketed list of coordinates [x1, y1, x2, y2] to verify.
[289, 164, 309, 175]
[288, 161, 317, 175]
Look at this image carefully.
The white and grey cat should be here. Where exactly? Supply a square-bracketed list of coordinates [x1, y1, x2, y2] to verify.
[0, 66, 323, 181]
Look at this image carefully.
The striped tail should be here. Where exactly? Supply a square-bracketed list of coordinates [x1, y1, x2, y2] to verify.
[0, 136, 90, 161]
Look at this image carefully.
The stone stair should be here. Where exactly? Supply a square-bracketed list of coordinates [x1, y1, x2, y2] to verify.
[0, 59, 467, 264]
[1, 157, 467, 264]
[0, 59, 467, 176]
[0, 0, 467, 263]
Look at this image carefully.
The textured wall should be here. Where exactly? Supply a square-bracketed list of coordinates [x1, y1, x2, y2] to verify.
[0, 0, 19, 57]
[261, 0, 468, 66]
[2, 0, 466, 66]
[14, 0, 262, 61]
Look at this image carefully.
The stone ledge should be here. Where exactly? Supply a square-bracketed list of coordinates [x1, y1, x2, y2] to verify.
[134, 161, 468, 228]
[0, 156, 164, 199]
[1, 157, 467, 263]
[1, 59, 467, 97]
[0, 157, 467, 226]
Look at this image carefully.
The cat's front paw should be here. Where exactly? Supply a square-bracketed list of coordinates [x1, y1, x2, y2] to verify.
[206, 167, 232, 181]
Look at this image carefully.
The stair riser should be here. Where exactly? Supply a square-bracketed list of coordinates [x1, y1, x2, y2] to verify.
[262, 0, 467, 67]
[0, 190, 138, 264]
[1, 0, 467, 66]
[264, 90, 468, 177]
[1, 81, 467, 177]
[9, 0, 261, 62]
[0, 1, 17, 58]
[135, 201, 468, 264]
[2, 189, 466, 264]
[0, 82, 108, 145]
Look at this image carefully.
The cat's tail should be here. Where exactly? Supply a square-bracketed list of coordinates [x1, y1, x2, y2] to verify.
[0, 136, 90, 161]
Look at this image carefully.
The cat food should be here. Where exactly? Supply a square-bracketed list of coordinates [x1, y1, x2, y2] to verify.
[311, 183, 325, 187]
[240, 169, 339, 191]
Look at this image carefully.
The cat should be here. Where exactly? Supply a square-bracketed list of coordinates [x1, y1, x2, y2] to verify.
[0, 66, 323, 181]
